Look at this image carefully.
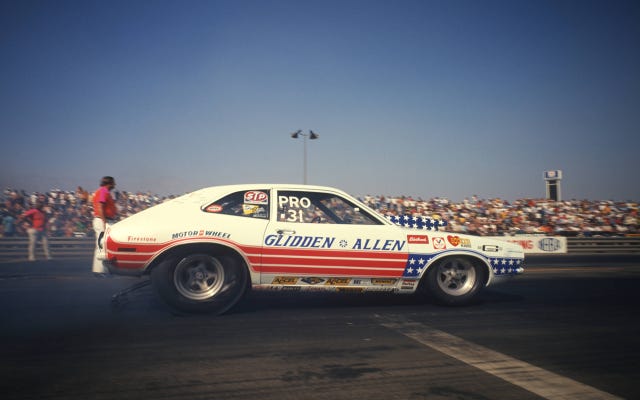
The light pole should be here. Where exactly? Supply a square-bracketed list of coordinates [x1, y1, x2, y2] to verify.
[290, 130, 319, 184]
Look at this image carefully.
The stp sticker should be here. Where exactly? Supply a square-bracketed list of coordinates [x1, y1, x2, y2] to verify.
[433, 237, 446, 250]
[244, 191, 268, 205]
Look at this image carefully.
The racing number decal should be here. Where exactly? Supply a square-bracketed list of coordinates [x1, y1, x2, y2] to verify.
[279, 195, 311, 222]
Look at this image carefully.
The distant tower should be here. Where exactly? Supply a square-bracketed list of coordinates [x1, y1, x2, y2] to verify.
[544, 170, 563, 201]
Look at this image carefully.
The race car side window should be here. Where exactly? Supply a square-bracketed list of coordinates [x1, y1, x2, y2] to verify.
[277, 191, 380, 225]
[204, 190, 269, 219]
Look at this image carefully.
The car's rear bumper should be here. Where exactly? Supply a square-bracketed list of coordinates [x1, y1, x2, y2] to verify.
[103, 259, 146, 277]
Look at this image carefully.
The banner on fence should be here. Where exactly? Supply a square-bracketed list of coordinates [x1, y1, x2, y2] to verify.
[490, 235, 568, 254]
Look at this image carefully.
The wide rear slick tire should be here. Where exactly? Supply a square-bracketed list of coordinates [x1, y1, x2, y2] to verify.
[422, 256, 486, 306]
[151, 253, 248, 314]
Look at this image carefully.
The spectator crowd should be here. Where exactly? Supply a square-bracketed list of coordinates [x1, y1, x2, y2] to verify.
[360, 195, 638, 237]
[1, 187, 638, 238]
[1, 187, 174, 239]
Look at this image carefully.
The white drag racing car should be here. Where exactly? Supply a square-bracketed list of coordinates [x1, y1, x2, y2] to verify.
[100, 184, 524, 313]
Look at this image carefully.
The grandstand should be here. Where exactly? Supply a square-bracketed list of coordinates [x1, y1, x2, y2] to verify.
[1, 188, 637, 238]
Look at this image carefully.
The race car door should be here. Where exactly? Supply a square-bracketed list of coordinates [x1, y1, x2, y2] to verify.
[260, 188, 408, 284]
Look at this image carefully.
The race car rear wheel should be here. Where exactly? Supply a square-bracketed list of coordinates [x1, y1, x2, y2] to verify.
[422, 256, 486, 306]
[151, 252, 248, 314]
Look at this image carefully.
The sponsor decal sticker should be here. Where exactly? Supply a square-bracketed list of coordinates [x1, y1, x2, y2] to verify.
[325, 278, 351, 286]
[264, 234, 335, 249]
[127, 236, 157, 243]
[272, 277, 298, 285]
[301, 277, 324, 285]
[447, 235, 461, 247]
[352, 238, 405, 251]
[407, 235, 429, 244]
[371, 279, 397, 286]
[171, 230, 231, 240]
[432, 237, 446, 250]
[242, 204, 260, 215]
[401, 279, 418, 290]
[263, 235, 406, 251]
[460, 238, 471, 248]
[483, 245, 500, 252]
[244, 191, 269, 205]
[205, 204, 223, 213]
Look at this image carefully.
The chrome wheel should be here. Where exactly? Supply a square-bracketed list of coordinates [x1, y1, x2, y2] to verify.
[173, 255, 225, 301]
[422, 256, 485, 305]
[152, 251, 248, 314]
[434, 257, 477, 296]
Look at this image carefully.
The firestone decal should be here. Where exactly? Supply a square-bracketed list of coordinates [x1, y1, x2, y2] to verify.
[127, 236, 158, 243]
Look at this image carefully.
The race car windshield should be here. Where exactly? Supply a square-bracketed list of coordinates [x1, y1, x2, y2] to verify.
[277, 191, 381, 225]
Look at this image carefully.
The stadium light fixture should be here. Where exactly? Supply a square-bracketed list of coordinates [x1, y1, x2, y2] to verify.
[290, 130, 319, 184]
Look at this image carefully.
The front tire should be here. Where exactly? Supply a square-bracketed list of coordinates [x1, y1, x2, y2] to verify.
[422, 257, 486, 306]
[151, 253, 248, 314]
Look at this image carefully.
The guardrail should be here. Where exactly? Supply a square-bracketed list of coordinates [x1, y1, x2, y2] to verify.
[567, 237, 640, 254]
[0, 237, 639, 262]
[0, 237, 95, 261]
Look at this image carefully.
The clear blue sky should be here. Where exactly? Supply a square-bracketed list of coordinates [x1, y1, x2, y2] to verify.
[1, 0, 638, 201]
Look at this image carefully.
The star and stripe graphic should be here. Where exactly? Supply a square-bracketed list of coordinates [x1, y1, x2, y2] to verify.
[402, 254, 524, 277]
[489, 257, 524, 275]
[402, 254, 433, 277]
[387, 215, 447, 231]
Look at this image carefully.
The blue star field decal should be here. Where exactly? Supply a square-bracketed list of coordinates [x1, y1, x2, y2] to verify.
[387, 215, 447, 231]
[401, 254, 524, 277]
[489, 257, 524, 275]
[402, 254, 433, 277]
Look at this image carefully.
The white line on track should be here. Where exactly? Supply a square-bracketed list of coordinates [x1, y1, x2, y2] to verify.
[378, 315, 622, 400]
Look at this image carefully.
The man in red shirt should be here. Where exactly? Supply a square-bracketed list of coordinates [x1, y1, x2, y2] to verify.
[20, 201, 51, 261]
[92, 176, 117, 275]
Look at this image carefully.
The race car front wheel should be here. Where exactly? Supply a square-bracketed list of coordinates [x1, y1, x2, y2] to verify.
[151, 252, 248, 314]
[422, 256, 486, 306]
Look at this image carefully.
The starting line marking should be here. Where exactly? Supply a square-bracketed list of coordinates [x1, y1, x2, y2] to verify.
[378, 316, 622, 400]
